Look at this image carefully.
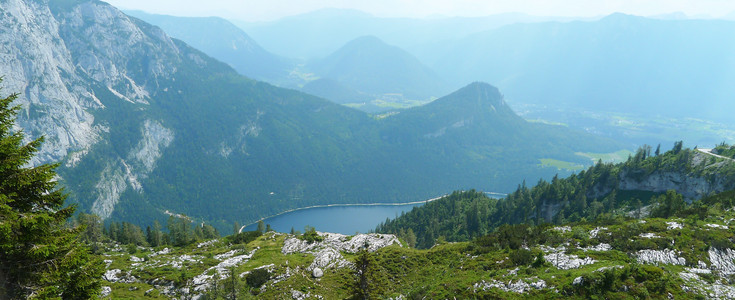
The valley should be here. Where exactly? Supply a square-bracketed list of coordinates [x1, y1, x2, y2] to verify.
[2, 0, 735, 298]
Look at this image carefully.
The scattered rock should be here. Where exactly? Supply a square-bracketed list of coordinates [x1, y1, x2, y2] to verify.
[291, 289, 324, 299]
[474, 278, 547, 293]
[552, 226, 572, 233]
[191, 248, 257, 292]
[100, 286, 111, 297]
[573, 277, 584, 285]
[214, 250, 239, 260]
[544, 252, 596, 270]
[582, 243, 612, 252]
[312, 267, 324, 278]
[636, 249, 686, 266]
[639, 233, 661, 239]
[680, 271, 735, 299]
[129, 255, 144, 262]
[197, 239, 218, 248]
[103, 269, 121, 282]
[589, 227, 608, 238]
[706, 224, 729, 230]
[666, 222, 683, 230]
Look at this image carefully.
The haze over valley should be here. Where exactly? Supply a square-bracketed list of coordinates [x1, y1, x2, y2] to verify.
[3, 0, 735, 298]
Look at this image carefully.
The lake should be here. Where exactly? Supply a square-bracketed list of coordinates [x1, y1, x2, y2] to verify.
[242, 192, 506, 234]
[242, 203, 425, 234]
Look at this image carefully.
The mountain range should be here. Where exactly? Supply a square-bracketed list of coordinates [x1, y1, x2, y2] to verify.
[0, 0, 623, 232]
[235, 8, 576, 60]
[431, 13, 735, 123]
[123, 10, 294, 85]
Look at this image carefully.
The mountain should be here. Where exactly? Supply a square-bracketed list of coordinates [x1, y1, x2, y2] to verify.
[1, 0, 624, 233]
[123, 10, 293, 85]
[377, 144, 735, 248]
[433, 13, 735, 123]
[306, 35, 450, 102]
[235, 8, 577, 60]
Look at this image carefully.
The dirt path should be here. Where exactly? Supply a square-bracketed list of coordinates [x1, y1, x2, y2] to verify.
[697, 148, 735, 162]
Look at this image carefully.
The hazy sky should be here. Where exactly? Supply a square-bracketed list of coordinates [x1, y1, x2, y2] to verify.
[104, 0, 735, 21]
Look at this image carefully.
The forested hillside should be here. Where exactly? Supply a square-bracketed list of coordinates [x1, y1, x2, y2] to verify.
[377, 144, 735, 248]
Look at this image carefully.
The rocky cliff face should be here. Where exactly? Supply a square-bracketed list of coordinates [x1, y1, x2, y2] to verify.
[0, 0, 102, 165]
[0, 0, 188, 219]
[615, 151, 733, 201]
[618, 170, 725, 201]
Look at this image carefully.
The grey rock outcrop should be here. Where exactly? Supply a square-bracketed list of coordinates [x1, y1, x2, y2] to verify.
[282, 232, 400, 274]
[708, 248, 735, 275]
[541, 245, 596, 270]
[282, 232, 401, 255]
[636, 249, 686, 266]
[618, 169, 727, 201]
[308, 248, 350, 271]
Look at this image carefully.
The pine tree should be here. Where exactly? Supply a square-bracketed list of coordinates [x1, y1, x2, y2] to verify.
[405, 228, 417, 248]
[256, 220, 265, 233]
[232, 221, 241, 235]
[350, 241, 386, 299]
[0, 82, 103, 298]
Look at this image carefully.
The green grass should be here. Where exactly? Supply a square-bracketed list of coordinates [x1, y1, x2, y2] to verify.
[576, 149, 634, 164]
[539, 158, 585, 171]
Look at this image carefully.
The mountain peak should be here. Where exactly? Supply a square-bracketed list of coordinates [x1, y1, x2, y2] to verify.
[432, 82, 508, 111]
[309, 35, 449, 99]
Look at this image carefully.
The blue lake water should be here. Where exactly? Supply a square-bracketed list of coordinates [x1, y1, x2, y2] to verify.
[242, 192, 506, 235]
[242, 203, 425, 235]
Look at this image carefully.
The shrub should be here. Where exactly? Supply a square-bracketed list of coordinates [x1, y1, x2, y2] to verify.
[509, 249, 534, 266]
[246, 269, 270, 288]
[226, 231, 262, 245]
[301, 226, 324, 244]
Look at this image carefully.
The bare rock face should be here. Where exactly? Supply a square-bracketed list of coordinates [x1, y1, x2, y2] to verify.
[91, 119, 173, 219]
[0, 0, 102, 165]
[0, 0, 191, 219]
[709, 248, 735, 275]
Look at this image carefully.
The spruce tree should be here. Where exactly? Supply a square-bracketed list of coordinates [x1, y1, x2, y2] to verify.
[0, 81, 103, 298]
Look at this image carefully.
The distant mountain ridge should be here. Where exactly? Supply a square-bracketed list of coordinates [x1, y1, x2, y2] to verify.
[123, 10, 294, 84]
[432, 13, 735, 123]
[236, 8, 577, 60]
